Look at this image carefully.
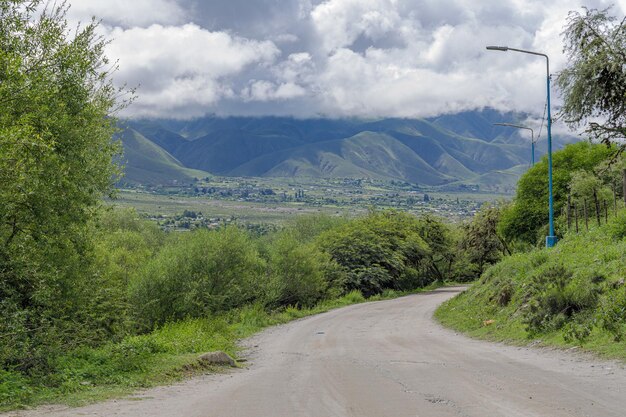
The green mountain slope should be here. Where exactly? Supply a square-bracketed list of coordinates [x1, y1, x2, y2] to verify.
[123, 111, 579, 188]
[178, 129, 304, 174]
[118, 128, 208, 185]
[231, 132, 453, 185]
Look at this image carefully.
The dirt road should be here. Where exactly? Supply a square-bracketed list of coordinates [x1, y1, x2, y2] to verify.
[8, 287, 626, 417]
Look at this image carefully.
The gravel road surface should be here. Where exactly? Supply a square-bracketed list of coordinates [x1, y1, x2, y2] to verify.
[6, 287, 626, 417]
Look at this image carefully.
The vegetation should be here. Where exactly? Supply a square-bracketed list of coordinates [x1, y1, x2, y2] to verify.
[436, 214, 626, 359]
[436, 5, 626, 353]
[498, 142, 614, 245]
[1, 20, 504, 401]
[0, 207, 473, 410]
[558, 7, 626, 146]
[7, 0, 625, 412]
[0, 0, 127, 375]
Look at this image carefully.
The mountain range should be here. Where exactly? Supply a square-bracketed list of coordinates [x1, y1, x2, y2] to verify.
[118, 109, 578, 191]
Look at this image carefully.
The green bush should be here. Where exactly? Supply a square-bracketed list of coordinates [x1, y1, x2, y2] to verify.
[0, 369, 32, 408]
[439, 216, 626, 352]
[86, 209, 165, 341]
[522, 265, 600, 334]
[607, 210, 626, 240]
[0, 0, 127, 374]
[414, 215, 457, 281]
[131, 227, 266, 329]
[317, 211, 433, 296]
[500, 142, 614, 245]
[264, 232, 341, 308]
[598, 287, 626, 341]
[458, 204, 509, 279]
[284, 214, 348, 243]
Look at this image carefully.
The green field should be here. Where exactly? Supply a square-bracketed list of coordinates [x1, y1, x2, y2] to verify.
[111, 190, 353, 225]
[110, 175, 509, 227]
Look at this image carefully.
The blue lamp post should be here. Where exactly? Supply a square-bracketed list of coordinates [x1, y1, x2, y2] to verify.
[493, 123, 536, 166]
[486, 45, 557, 248]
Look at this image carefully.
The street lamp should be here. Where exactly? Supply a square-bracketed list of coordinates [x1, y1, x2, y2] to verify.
[493, 123, 536, 166]
[486, 45, 557, 248]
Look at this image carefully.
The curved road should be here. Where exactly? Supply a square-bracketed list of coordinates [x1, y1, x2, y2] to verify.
[8, 287, 626, 417]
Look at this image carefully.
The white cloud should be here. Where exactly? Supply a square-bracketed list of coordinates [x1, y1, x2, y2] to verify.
[303, 0, 619, 119]
[74, 0, 624, 118]
[242, 81, 307, 102]
[68, 0, 186, 27]
[311, 0, 403, 53]
[106, 24, 280, 118]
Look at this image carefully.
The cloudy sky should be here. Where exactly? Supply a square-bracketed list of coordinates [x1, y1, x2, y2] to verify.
[67, 0, 625, 120]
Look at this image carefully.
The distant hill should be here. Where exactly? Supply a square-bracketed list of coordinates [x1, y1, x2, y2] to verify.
[121, 110, 578, 190]
[117, 127, 208, 185]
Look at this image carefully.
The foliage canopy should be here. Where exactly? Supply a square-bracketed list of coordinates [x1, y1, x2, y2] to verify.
[499, 142, 613, 244]
[558, 7, 626, 146]
[0, 0, 127, 370]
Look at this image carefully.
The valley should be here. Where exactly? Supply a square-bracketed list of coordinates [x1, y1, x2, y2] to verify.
[112, 175, 508, 231]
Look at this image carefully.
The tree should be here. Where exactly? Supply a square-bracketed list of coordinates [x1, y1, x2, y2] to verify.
[131, 228, 266, 329]
[459, 205, 509, 278]
[558, 7, 626, 146]
[569, 170, 612, 226]
[317, 211, 432, 296]
[0, 1, 128, 369]
[499, 142, 613, 244]
[414, 215, 456, 281]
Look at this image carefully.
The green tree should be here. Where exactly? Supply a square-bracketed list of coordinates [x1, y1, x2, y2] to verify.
[317, 211, 432, 296]
[131, 228, 266, 329]
[88, 209, 164, 340]
[569, 170, 612, 226]
[499, 142, 613, 244]
[0, 1, 127, 369]
[557, 7, 626, 146]
[264, 232, 340, 308]
[459, 205, 509, 279]
[414, 215, 456, 281]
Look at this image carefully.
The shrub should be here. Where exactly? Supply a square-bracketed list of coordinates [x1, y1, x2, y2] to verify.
[131, 227, 266, 329]
[522, 265, 600, 334]
[264, 232, 339, 308]
[459, 204, 509, 278]
[317, 211, 432, 296]
[499, 142, 614, 245]
[0, 369, 32, 408]
[598, 287, 626, 341]
[607, 210, 626, 240]
[284, 214, 347, 243]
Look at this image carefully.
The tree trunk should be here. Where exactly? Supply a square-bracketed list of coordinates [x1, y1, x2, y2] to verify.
[567, 195, 572, 230]
[593, 189, 601, 226]
[614, 182, 618, 216]
[583, 200, 589, 231]
[622, 169, 626, 206]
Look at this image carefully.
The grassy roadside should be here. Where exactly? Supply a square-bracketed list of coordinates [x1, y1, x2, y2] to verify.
[435, 287, 626, 360]
[1, 284, 443, 412]
[435, 216, 626, 362]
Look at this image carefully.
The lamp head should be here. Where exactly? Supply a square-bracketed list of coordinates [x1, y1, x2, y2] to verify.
[486, 46, 509, 51]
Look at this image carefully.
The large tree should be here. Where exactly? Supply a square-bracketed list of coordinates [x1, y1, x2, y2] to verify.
[499, 142, 613, 245]
[0, 0, 127, 369]
[558, 7, 626, 145]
